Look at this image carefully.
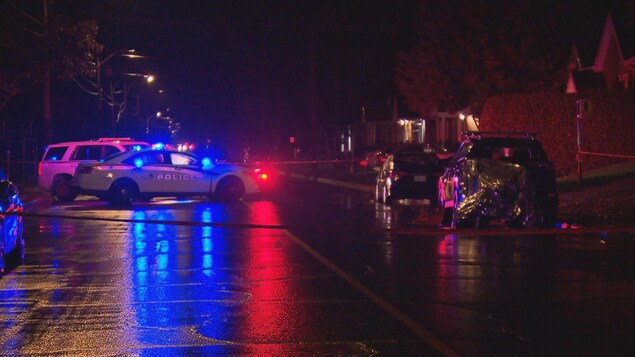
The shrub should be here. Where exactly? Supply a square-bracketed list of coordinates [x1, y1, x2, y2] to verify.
[481, 90, 635, 176]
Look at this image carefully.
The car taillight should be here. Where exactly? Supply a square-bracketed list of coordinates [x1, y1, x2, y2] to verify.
[38, 161, 42, 176]
[253, 168, 269, 181]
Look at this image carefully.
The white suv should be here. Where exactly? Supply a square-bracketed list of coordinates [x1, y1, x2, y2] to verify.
[37, 138, 150, 201]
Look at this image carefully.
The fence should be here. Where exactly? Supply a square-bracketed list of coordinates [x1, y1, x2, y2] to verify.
[0, 138, 40, 185]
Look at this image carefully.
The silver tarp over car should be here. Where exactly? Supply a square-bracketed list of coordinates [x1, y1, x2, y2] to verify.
[456, 159, 544, 226]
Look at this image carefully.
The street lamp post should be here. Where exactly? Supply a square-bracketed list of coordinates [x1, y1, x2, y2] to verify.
[114, 73, 156, 136]
[96, 50, 140, 111]
[95, 50, 154, 137]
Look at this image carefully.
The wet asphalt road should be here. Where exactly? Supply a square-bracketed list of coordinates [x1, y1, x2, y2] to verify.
[2, 177, 635, 356]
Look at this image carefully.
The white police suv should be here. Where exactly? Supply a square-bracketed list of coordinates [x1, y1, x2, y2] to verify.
[38, 137, 150, 201]
[73, 148, 265, 205]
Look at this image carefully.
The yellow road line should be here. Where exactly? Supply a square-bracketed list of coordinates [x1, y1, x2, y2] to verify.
[281, 229, 460, 357]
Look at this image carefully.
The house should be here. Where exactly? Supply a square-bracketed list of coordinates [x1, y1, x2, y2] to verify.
[341, 108, 476, 157]
[567, 13, 635, 93]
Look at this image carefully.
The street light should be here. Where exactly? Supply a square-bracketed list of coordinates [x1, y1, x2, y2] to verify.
[96, 49, 145, 110]
[99, 51, 155, 136]
[73, 48, 157, 137]
[108, 72, 157, 136]
[120, 72, 156, 83]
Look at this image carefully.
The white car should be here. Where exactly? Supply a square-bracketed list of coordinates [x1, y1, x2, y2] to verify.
[73, 148, 265, 205]
[37, 138, 150, 201]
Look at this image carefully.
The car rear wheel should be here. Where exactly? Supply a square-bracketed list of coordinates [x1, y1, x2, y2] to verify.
[52, 176, 78, 202]
[107, 179, 138, 206]
[215, 176, 245, 202]
[539, 193, 558, 227]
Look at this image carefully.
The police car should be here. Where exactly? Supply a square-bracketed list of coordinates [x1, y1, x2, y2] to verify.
[73, 147, 265, 205]
[38, 137, 150, 202]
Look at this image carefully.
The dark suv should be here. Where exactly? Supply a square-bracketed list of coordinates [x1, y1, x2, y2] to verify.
[438, 132, 558, 228]
[375, 144, 446, 205]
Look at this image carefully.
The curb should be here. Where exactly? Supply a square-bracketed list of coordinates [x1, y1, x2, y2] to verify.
[23, 197, 52, 212]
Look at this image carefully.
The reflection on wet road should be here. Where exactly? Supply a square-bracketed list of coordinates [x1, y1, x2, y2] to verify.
[1, 200, 436, 355]
[2, 177, 635, 356]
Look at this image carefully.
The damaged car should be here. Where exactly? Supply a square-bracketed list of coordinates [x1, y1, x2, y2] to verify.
[438, 132, 558, 228]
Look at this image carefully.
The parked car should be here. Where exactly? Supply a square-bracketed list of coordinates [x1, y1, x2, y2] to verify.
[375, 144, 445, 204]
[0, 180, 24, 276]
[74, 148, 267, 205]
[438, 132, 558, 228]
[37, 138, 150, 202]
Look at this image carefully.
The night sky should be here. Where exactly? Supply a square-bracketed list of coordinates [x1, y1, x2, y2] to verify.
[2, 0, 630, 155]
[84, 1, 419, 153]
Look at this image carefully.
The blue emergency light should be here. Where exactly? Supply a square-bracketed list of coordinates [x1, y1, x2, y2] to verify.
[202, 157, 214, 170]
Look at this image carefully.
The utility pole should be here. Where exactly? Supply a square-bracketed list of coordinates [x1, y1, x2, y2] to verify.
[309, 27, 318, 167]
[42, 0, 53, 144]
[576, 96, 583, 187]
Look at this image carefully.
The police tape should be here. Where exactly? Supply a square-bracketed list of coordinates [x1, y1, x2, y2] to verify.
[1, 158, 357, 166]
[225, 159, 358, 166]
[578, 151, 635, 159]
[9, 211, 635, 236]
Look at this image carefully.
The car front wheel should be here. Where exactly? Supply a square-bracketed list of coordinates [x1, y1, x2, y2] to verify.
[107, 179, 138, 206]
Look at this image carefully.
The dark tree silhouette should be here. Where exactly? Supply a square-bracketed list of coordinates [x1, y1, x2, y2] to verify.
[395, 0, 596, 116]
[0, 1, 101, 142]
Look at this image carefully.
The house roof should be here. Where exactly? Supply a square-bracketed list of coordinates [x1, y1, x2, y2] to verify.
[567, 11, 635, 93]
[594, 14, 623, 71]
[570, 13, 607, 68]
[572, 12, 634, 69]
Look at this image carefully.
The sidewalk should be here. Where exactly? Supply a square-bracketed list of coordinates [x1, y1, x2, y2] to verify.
[557, 159, 635, 188]
[285, 159, 635, 228]
[288, 159, 635, 192]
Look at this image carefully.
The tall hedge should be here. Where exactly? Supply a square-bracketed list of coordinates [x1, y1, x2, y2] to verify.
[481, 90, 635, 177]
